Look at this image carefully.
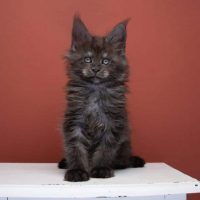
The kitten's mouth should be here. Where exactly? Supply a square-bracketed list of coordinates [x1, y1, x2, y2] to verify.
[95, 71, 109, 79]
[82, 70, 109, 83]
[87, 72, 101, 79]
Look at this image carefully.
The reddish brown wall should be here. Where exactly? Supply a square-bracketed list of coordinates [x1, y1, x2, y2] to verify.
[0, 1, 199, 199]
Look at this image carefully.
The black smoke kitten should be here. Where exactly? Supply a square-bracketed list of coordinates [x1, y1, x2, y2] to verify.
[59, 16, 145, 182]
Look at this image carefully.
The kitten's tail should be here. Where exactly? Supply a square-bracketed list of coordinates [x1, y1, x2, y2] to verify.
[58, 158, 67, 169]
[129, 156, 145, 168]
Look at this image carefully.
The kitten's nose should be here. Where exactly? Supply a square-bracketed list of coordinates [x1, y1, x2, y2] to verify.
[91, 66, 100, 73]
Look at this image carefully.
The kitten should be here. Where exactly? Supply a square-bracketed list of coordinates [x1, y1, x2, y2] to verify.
[59, 16, 145, 182]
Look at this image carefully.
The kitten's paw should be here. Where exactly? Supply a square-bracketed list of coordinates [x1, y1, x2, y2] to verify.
[114, 162, 129, 169]
[58, 158, 67, 169]
[65, 169, 89, 182]
[91, 167, 114, 178]
[129, 156, 145, 168]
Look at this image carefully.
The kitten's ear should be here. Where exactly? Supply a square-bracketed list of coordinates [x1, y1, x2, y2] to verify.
[106, 19, 130, 52]
[71, 15, 92, 51]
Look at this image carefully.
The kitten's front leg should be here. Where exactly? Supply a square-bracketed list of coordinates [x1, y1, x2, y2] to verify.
[91, 136, 117, 178]
[64, 128, 90, 182]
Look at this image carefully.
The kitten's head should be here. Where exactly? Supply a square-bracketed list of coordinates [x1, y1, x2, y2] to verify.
[66, 16, 129, 84]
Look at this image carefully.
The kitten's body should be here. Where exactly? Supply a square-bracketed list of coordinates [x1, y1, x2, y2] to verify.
[59, 16, 145, 182]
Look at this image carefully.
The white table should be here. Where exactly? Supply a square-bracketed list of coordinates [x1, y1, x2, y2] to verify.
[0, 163, 199, 200]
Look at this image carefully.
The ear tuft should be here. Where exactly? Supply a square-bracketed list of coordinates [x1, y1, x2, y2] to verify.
[121, 18, 131, 26]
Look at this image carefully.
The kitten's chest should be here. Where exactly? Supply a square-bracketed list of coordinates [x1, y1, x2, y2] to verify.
[85, 90, 105, 117]
[83, 88, 109, 130]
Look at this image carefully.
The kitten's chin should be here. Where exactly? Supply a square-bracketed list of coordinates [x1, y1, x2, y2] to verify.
[93, 77, 101, 84]
[84, 76, 103, 84]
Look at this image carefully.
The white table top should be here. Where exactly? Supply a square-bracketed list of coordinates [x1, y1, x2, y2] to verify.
[0, 163, 199, 198]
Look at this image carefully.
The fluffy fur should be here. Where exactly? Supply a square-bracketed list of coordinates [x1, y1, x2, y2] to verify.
[59, 16, 145, 182]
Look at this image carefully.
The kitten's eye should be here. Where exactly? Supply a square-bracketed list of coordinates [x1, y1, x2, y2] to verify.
[102, 58, 110, 65]
[84, 57, 92, 63]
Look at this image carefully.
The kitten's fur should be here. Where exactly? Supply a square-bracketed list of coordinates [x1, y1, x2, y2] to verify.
[59, 16, 145, 182]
